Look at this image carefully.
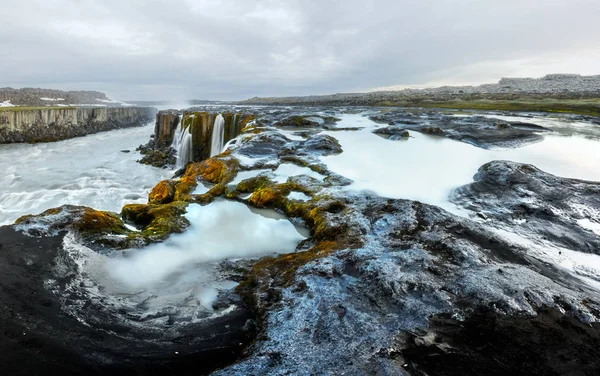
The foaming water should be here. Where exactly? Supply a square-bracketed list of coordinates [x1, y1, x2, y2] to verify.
[72, 200, 306, 319]
[321, 115, 600, 214]
[0, 124, 172, 225]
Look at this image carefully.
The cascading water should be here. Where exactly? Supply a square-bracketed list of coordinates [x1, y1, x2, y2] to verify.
[175, 127, 193, 170]
[170, 118, 183, 150]
[210, 114, 225, 157]
[170, 115, 194, 170]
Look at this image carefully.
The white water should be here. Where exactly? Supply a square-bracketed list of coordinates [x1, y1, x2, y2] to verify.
[170, 116, 195, 170]
[170, 119, 183, 151]
[210, 114, 225, 157]
[176, 127, 193, 170]
[75, 201, 306, 317]
[0, 124, 171, 225]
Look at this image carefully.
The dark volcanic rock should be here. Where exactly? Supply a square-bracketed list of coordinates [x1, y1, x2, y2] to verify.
[373, 125, 410, 139]
[403, 306, 600, 375]
[0, 226, 255, 375]
[451, 160, 600, 255]
[274, 115, 340, 129]
[280, 134, 343, 156]
[369, 110, 552, 148]
[218, 192, 600, 375]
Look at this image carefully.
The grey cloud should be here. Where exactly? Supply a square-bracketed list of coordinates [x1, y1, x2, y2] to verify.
[1, 0, 598, 100]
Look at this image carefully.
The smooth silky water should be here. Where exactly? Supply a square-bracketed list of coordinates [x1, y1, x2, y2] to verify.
[69, 200, 306, 321]
[321, 114, 600, 215]
[321, 112, 600, 289]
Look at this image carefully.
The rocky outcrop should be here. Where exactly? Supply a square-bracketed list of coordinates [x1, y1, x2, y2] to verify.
[373, 125, 410, 140]
[154, 110, 180, 147]
[371, 109, 551, 148]
[0, 226, 255, 375]
[451, 160, 600, 255]
[139, 110, 254, 168]
[0, 106, 157, 143]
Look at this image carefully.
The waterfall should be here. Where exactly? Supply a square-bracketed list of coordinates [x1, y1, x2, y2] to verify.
[171, 115, 193, 170]
[210, 114, 225, 157]
[170, 118, 183, 150]
[175, 127, 193, 170]
[232, 113, 238, 136]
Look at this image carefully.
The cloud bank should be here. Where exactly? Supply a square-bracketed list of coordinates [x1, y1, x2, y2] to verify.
[1, 0, 598, 100]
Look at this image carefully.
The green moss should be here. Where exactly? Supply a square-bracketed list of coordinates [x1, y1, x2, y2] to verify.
[122, 201, 190, 243]
[236, 175, 273, 193]
[236, 242, 340, 309]
[16, 206, 129, 239]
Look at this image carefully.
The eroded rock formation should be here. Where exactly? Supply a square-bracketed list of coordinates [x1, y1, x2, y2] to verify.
[0, 106, 157, 143]
[139, 110, 255, 167]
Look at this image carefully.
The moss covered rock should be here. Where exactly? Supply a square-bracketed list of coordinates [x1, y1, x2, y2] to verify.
[15, 205, 130, 248]
[122, 201, 190, 243]
[148, 180, 176, 204]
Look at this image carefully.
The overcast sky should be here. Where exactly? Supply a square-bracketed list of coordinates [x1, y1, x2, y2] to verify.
[1, 0, 599, 100]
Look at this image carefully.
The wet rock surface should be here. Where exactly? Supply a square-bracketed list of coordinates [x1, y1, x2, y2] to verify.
[451, 160, 600, 255]
[403, 306, 600, 376]
[373, 125, 410, 139]
[0, 226, 255, 375]
[3, 106, 600, 375]
[370, 110, 552, 148]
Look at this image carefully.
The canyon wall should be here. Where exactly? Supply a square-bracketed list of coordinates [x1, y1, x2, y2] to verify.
[0, 106, 157, 143]
[139, 110, 254, 167]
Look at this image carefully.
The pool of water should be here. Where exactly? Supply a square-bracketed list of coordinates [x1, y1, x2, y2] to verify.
[69, 200, 306, 321]
[321, 114, 600, 214]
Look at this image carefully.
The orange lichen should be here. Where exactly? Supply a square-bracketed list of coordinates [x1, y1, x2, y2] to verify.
[148, 180, 175, 204]
[75, 208, 128, 234]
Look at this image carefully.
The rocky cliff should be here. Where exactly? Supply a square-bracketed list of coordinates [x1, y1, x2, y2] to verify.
[139, 110, 254, 167]
[0, 106, 157, 143]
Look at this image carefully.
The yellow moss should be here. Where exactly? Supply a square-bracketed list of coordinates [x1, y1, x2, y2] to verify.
[236, 175, 273, 193]
[248, 187, 284, 207]
[16, 206, 128, 236]
[198, 159, 227, 183]
[173, 158, 239, 201]
[75, 208, 128, 234]
[148, 180, 175, 204]
[122, 201, 189, 241]
[193, 184, 228, 204]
